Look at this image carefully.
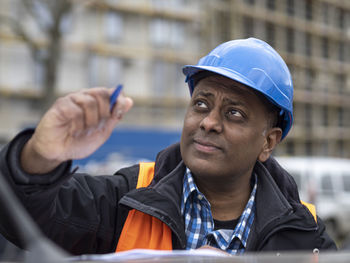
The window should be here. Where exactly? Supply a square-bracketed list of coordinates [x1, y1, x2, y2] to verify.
[153, 60, 167, 97]
[345, 109, 350, 127]
[321, 174, 334, 196]
[305, 68, 314, 91]
[338, 41, 345, 62]
[337, 8, 345, 29]
[305, 0, 313, 21]
[33, 1, 53, 29]
[0, 44, 32, 90]
[322, 105, 328, 127]
[88, 55, 123, 87]
[33, 60, 45, 89]
[338, 107, 344, 127]
[286, 28, 295, 53]
[322, 37, 329, 59]
[336, 73, 346, 94]
[150, 19, 168, 47]
[60, 13, 73, 34]
[215, 9, 231, 42]
[266, 0, 275, 10]
[266, 22, 275, 47]
[152, 0, 166, 9]
[244, 0, 255, 5]
[321, 142, 328, 156]
[305, 141, 312, 156]
[33, 50, 47, 88]
[170, 21, 185, 48]
[104, 12, 123, 42]
[243, 16, 254, 38]
[322, 2, 329, 25]
[150, 19, 184, 48]
[285, 141, 295, 155]
[152, 62, 186, 100]
[286, 0, 294, 16]
[152, 60, 178, 97]
[338, 141, 345, 157]
[304, 32, 311, 56]
[305, 104, 312, 128]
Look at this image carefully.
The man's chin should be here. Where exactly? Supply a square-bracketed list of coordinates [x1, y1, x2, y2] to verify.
[186, 161, 221, 178]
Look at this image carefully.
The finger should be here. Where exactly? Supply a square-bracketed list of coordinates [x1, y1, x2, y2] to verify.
[197, 245, 229, 255]
[101, 95, 133, 134]
[70, 92, 99, 128]
[51, 96, 86, 136]
[85, 87, 111, 120]
[122, 96, 133, 114]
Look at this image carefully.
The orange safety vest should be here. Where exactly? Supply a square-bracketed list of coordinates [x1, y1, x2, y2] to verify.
[115, 162, 317, 252]
[116, 162, 172, 252]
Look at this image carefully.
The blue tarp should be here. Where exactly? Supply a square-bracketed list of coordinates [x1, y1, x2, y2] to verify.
[73, 127, 181, 166]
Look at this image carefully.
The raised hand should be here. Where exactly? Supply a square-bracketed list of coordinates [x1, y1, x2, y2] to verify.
[20, 87, 133, 174]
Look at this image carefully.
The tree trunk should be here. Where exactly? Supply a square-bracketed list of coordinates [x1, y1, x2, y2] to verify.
[40, 19, 63, 112]
[41, 41, 61, 112]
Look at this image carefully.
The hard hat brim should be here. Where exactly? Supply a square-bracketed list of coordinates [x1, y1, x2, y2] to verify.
[183, 65, 257, 94]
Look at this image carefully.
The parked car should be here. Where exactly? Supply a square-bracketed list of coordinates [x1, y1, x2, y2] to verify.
[276, 157, 350, 241]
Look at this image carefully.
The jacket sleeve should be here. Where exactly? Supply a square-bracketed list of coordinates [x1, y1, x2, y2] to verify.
[0, 129, 138, 255]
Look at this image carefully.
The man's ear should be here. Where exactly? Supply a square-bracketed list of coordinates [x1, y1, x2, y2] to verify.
[258, 127, 283, 162]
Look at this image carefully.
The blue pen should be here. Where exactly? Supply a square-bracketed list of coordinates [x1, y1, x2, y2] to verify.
[110, 84, 123, 112]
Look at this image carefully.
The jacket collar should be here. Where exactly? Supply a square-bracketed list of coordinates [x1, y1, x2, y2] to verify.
[246, 161, 318, 250]
[119, 143, 187, 247]
[252, 161, 293, 233]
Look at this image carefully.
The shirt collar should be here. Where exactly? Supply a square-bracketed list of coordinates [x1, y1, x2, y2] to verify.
[182, 168, 198, 210]
[229, 174, 257, 247]
[181, 167, 257, 250]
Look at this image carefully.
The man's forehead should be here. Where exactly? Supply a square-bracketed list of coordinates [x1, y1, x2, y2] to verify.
[194, 75, 258, 97]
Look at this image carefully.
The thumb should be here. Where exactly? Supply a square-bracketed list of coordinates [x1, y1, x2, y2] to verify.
[111, 94, 133, 120]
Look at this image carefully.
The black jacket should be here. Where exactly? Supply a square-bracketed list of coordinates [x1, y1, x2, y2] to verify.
[0, 130, 336, 255]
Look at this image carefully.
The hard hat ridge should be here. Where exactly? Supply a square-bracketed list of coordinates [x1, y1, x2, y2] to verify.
[182, 37, 294, 140]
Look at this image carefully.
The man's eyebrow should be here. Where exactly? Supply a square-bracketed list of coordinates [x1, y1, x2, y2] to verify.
[195, 89, 248, 107]
[223, 97, 247, 107]
[194, 90, 215, 98]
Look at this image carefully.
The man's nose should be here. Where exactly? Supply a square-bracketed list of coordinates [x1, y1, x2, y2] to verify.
[199, 108, 223, 133]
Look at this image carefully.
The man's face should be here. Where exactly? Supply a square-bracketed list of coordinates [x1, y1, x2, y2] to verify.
[180, 75, 274, 181]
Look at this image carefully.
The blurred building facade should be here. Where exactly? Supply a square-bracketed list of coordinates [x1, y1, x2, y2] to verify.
[0, 0, 349, 158]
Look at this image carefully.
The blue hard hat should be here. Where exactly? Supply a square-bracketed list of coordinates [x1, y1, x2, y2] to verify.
[182, 37, 293, 140]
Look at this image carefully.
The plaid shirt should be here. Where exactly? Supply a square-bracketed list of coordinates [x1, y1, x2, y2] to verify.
[181, 168, 257, 255]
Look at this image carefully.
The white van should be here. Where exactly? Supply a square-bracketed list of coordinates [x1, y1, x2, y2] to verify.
[276, 157, 350, 241]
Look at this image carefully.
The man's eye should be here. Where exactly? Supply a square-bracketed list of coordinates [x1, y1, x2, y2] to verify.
[227, 109, 243, 118]
[195, 101, 208, 109]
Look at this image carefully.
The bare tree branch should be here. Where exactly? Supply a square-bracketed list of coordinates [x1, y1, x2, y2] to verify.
[1, 0, 84, 111]
[0, 14, 40, 61]
[22, 0, 53, 35]
[50, 0, 73, 35]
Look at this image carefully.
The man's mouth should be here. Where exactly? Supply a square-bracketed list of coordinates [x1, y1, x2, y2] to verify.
[193, 138, 221, 153]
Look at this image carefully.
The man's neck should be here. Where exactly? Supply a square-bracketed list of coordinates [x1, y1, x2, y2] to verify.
[194, 172, 253, 221]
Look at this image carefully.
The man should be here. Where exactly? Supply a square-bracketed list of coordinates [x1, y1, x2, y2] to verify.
[0, 38, 336, 255]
